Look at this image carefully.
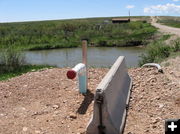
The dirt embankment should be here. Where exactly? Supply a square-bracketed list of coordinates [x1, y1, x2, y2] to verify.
[124, 56, 180, 134]
[0, 68, 109, 134]
[0, 59, 179, 134]
[124, 68, 180, 134]
[124, 18, 180, 133]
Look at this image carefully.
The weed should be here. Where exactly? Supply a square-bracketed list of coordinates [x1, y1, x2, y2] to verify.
[157, 16, 180, 28]
[139, 37, 180, 66]
[0, 48, 24, 73]
[0, 18, 157, 50]
[173, 39, 180, 52]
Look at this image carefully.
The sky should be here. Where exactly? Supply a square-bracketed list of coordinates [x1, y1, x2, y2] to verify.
[0, 0, 180, 22]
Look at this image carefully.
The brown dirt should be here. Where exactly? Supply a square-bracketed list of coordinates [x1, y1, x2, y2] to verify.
[0, 62, 179, 134]
[161, 56, 180, 86]
[124, 66, 180, 134]
[0, 68, 108, 134]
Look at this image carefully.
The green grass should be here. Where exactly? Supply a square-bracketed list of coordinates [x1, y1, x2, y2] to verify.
[0, 65, 53, 81]
[0, 16, 157, 50]
[0, 48, 53, 81]
[169, 51, 180, 58]
[139, 36, 180, 66]
[157, 16, 180, 28]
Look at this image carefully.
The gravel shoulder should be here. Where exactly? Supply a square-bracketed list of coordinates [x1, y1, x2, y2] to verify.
[0, 60, 179, 134]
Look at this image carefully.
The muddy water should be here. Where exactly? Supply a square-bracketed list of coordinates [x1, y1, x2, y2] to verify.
[24, 47, 145, 67]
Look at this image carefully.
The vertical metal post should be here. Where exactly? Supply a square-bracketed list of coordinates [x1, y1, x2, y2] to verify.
[82, 40, 88, 90]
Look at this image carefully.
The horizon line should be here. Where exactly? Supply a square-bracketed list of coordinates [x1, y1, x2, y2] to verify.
[0, 15, 179, 23]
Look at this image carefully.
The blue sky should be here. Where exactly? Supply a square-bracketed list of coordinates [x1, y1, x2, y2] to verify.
[0, 0, 179, 22]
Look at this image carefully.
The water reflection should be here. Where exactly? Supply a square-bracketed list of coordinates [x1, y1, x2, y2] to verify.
[24, 47, 144, 67]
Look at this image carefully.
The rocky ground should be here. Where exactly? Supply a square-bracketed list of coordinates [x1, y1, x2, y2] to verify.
[0, 59, 179, 134]
[0, 68, 108, 134]
[124, 56, 180, 134]
[124, 67, 180, 134]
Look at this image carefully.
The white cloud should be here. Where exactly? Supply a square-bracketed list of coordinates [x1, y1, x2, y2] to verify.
[144, 3, 180, 14]
[126, 5, 135, 9]
[172, 0, 179, 2]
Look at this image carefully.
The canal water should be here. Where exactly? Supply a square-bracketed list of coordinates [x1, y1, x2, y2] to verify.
[24, 47, 145, 68]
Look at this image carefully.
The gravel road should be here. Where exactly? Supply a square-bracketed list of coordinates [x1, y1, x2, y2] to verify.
[151, 16, 180, 37]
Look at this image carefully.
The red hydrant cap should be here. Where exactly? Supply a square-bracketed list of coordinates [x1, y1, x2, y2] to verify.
[66, 70, 77, 79]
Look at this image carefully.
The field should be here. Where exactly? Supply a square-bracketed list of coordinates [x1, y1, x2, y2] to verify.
[157, 16, 180, 28]
[0, 16, 156, 50]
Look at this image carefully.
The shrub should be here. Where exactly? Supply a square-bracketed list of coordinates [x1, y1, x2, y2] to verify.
[173, 40, 180, 52]
[139, 41, 172, 66]
[0, 48, 24, 73]
[98, 40, 107, 46]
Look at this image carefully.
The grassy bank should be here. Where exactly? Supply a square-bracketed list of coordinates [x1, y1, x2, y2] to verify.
[0, 17, 157, 50]
[139, 35, 180, 66]
[0, 48, 52, 81]
[0, 65, 52, 81]
[157, 16, 180, 28]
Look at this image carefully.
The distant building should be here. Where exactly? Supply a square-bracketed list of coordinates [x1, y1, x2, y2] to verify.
[112, 18, 130, 24]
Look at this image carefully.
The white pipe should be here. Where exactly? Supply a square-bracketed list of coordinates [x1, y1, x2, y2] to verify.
[72, 63, 86, 74]
[66, 63, 87, 93]
[142, 63, 163, 73]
